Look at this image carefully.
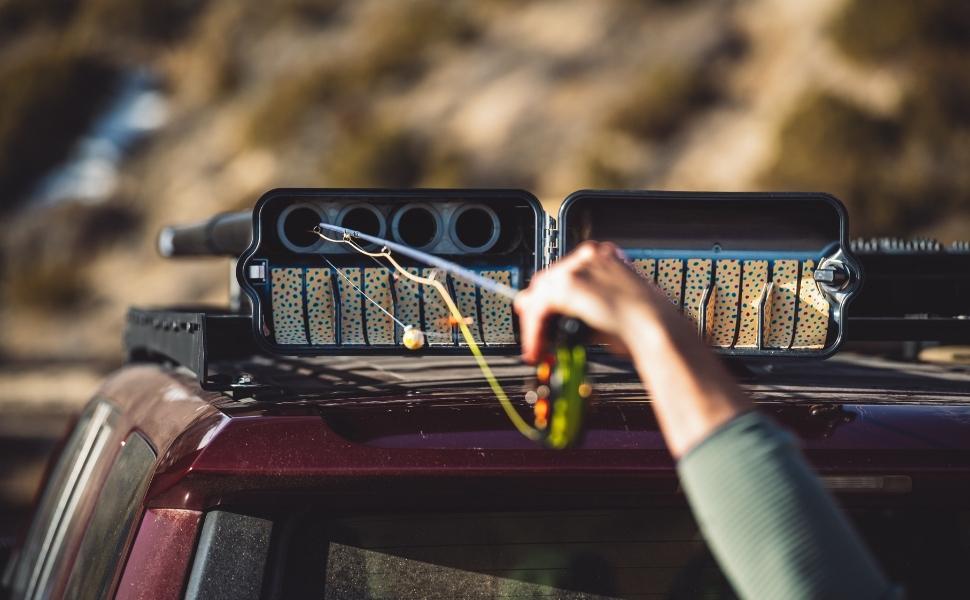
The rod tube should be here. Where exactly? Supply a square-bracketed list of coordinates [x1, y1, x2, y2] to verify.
[158, 211, 252, 257]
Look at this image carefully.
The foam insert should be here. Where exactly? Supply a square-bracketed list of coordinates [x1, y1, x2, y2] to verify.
[453, 278, 484, 346]
[632, 258, 656, 280]
[393, 267, 423, 331]
[363, 268, 396, 345]
[421, 269, 455, 346]
[684, 259, 713, 325]
[305, 268, 336, 344]
[735, 260, 769, 348]
[271, 267, 308, 345]
[480, 270, 516, 345]
[629, 254, 832, 352]
[792, 259, 830, 349]
[656, 258, 684, 307]
[337, 268, 366, 345]
[269, 266, 522, 348]
[765, 259, 799, 348]
[710, 259, 741, 347]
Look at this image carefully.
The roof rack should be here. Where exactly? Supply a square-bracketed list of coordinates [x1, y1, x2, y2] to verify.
[848, 237, 970, 342]
[127, 208, 970, 387]
[123, 308, 265, 392]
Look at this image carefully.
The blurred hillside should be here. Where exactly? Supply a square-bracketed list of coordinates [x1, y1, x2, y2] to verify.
[1, 0, 969, 417]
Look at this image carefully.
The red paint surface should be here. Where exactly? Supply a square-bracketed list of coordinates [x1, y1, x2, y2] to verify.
[66, 362, 970, 593]
[88, 364, 970, 513]
[115, 509, 202, 600]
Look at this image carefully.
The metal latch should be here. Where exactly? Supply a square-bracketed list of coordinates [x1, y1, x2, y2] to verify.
[814, 262, 850, 290]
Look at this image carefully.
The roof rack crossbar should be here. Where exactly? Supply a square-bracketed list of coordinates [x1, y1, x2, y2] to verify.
[124, 308, 257, 390]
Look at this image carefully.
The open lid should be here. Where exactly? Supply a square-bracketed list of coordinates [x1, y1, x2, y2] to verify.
[558, 190, 863, 358]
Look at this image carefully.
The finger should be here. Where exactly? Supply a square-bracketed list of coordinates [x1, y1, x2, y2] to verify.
[517, 271, 576, 362]
[517, 291, 556, 363]
[513, 289, 534, 360]
[598, 241, 628, 261]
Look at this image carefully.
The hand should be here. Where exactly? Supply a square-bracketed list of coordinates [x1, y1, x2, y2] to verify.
[514, 240, 679, 363]
[515, 240, 750, 457]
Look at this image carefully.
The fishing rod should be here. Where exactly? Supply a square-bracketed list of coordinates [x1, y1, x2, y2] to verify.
[317, 222, 591, 449]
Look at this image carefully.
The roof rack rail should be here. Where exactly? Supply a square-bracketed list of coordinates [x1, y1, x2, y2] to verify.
[123, 308, 262, 391]
[848, 238, 970, 342]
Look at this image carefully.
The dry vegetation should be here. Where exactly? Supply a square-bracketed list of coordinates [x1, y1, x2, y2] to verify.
[0, 43, 117, 208]
[607, 61, 723, 142]
[0, 0, 968, 367]
[763, 0, 970, 233]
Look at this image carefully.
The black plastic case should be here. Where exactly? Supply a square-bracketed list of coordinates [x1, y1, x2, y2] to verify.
[237, 188, 543, 356]
[239, 188, 862, 358]
[558, 190, 862, 357]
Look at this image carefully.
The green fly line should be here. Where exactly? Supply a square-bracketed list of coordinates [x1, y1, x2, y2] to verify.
[311, 228, 541, 441]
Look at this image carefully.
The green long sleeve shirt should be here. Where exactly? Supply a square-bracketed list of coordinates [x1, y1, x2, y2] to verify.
[677, 410, 903, 599]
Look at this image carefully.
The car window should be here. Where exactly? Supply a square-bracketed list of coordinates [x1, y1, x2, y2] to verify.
[6, 400, 117, 600]
[317, 510, 727, 600]
[63, 432, 156, 600]
[247, 508, 732, 600]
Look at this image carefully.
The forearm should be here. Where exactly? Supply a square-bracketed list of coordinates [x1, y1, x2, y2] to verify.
[678, 411, 899, 599]
[622, 304, 895, 598]
[623, 302, 750, 458]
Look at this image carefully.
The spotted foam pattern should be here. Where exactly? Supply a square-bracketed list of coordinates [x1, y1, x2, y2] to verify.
[480, 270, 516, 345]
[305, 268, 335, 344]
[735, 261, 769, 348]
[632, 258, 656, 281]
[421, 269, 454, 346]
[363, 268, 396, 345]
[393, 267, 422, 331]
[792, 259, 830, 349]
[683, 259, 712, 325]
[765, 259, 799, 348]
[337, 268, 366, 345]
[656, 259, 684, 307]
[710, 259, 741, 347]
[271, 268, 307, 345]
[453, 277, 484, 345]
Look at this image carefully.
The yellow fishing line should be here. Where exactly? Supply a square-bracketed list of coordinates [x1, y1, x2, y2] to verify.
[312, 229, 541, 441]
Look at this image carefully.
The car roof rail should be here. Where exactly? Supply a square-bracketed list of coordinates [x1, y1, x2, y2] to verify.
[123, 308, 275, 394]
[847, 238, 970, 342]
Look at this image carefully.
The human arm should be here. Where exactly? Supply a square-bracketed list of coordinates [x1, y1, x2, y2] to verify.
[514, 241, 899, 599]
[514, 240, 749, 457]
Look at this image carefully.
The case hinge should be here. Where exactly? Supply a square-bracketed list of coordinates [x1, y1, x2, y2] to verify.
[543, 216, 558, 267]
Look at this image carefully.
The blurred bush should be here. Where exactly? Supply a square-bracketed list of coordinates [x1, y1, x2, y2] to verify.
[325, 122, 427, 188]
[0, 0, 74, 33]
[246, 0, 478, 149]
[831, 0, 970, 63]
[1, 0, 969, 325]
[765, 0, 970, 235]
[0, 43, 117, 210]
[2, 202, 140, 311]
[761, 93, 910, 232]
[607, 64, 718, 142]
[70, 0, 202, 43]
[0, 0, 205, 211]
[0, 0, 202, 42]
[322, 120, 468, 187]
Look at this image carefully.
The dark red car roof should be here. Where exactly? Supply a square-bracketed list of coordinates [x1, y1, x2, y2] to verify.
[94, 353, 970, 514]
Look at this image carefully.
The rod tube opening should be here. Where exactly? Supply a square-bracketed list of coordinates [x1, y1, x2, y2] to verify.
[449, 204, 500, 253]
[392, 204, 442, 250]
